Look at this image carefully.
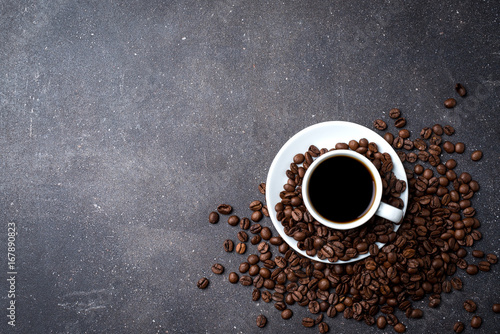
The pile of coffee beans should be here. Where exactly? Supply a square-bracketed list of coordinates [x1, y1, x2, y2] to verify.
[200, 86, 497, 332]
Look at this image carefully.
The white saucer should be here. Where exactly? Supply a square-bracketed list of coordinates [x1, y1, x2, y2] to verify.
[265, 121, 408, 264]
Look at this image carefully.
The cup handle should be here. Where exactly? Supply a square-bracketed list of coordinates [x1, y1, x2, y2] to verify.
[375, 202, 404, 223]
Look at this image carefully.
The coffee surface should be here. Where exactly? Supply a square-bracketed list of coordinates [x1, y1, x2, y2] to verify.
[307, 155, 375, 222]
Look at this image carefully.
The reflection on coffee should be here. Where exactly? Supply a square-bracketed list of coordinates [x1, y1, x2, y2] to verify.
[307, 155, 375, 223]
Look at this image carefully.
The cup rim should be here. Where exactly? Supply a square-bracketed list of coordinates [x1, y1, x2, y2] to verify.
[301, 149, 383, 230]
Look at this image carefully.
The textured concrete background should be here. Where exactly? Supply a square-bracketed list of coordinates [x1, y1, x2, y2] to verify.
[1, 0, 499, 333]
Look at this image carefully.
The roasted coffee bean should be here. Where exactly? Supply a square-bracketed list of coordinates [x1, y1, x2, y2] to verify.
[466, 264, 479, 275]
[464, 299, 477, 313]
[217, 204, 232, 215]
[384, 132, 394, 144]
[240, 217, 250, 230]
[493, 303, 500, 313]
[389, 108, 401, 118]
[228, 272, 239, 284]
[239, 262, 250, 273]
[471, 150, 483, 161]
[257, 242, 269, 253]
[248, 264, 260, 276]
[453, 321, 465, 333]
[251, 235, 261, 245]
[374, 119, 387, 130]
[455, 83, 467, 97]
[394, 117, 406, 128]
[258, 182, 266, 194]
[250, 224, 262, 234]
[302, 317, 315, 328]
[309, 300, 320, 314]
[428, 295, 441, 308]
[376, 315, 387, 329]
[398, 129, 410, 139]
[240, 275, 252, 286]
[443, 141, 455, 153]
[251, 210, 263, 222]
[486, 253, 498, 264]
[451, 277, 463, 290]
[236, 243, 247, 254]
[260, 227, 272, 240]
[444, 125, 455, 135]
[393, 136, 404, 149]
[470, 315, 482, 329]
[455, 142, 465, 153]
[414, 138, 427, 150]
[444, 98, 457, 108]
[224, 239, 234, 252]
[256, 314, 267, 328]
[472, 250, 484, 258]
[394, 323, 406, 333]
[209, 211, 219, 224]
[281, 309, 293, 320]
[478, 261, 491, 272]
[252, 288, 261, 301]
[293, 153, 305, 164]
[249, 200, 263, 211]
[211, 263, 224, 275]
[318, 322, 329, 333]
[237, 231, 249, 242]
[228, 215, 239, 226]
[197, 277, 209, 289]
[262, 206, 269, 217]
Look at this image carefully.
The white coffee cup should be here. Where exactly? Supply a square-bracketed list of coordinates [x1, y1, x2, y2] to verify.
[302, 149, 404, 230]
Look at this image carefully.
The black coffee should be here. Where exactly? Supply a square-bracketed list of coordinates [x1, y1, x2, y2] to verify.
[307, 155, 375, 223]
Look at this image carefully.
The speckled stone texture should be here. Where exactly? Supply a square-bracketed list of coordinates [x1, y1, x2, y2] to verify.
[1, 0, 499, 333]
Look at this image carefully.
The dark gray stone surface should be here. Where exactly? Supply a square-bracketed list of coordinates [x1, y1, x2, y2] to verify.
[1, 0, 499, 333]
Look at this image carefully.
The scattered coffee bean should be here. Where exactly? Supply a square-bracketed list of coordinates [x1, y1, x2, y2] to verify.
[281, 309, 293, 320]
[453, 321, 465, 333]
[493, 303, 500, 313]
[464, 300, 477, 313]
[239, 275, 252, 286]
[260, 227, 272, 240]
[374, 119, 387, 130]
[211, 263, 224, 275]
[394, 117, 406, 128]
[223, 239, 234, 252]
[455, 142, 465, 153]
[256, 314, 267, 328]
[471, 150, 483, 161]
[444, 125, 455, 135]
[486, 253, 498, 264]
[258, 183, 266, 195]
[466, 264, 479, 275]
[228, 272, 239, 284]
[235, 243, 246, 254]
[318, 322, 329, 333]
[443, 141, 455, 153]
[197, 277, 209, 289]
[251, 210, 263, 222]
[209, 211, 219, 224]
[302, 317, 315, 328]
[444, 98, 457, 108]
[389, 108, 401, 118]
[455, 83, 467, 97]
[227, 215, 239, 226]
[217, 204, 232, 215]
[237, 231, 249, 242]
[394, 323, 406, 333]
[478, 261, 491, 272]
[249, 200, 263, 211]
[470, 315, 482, 329]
